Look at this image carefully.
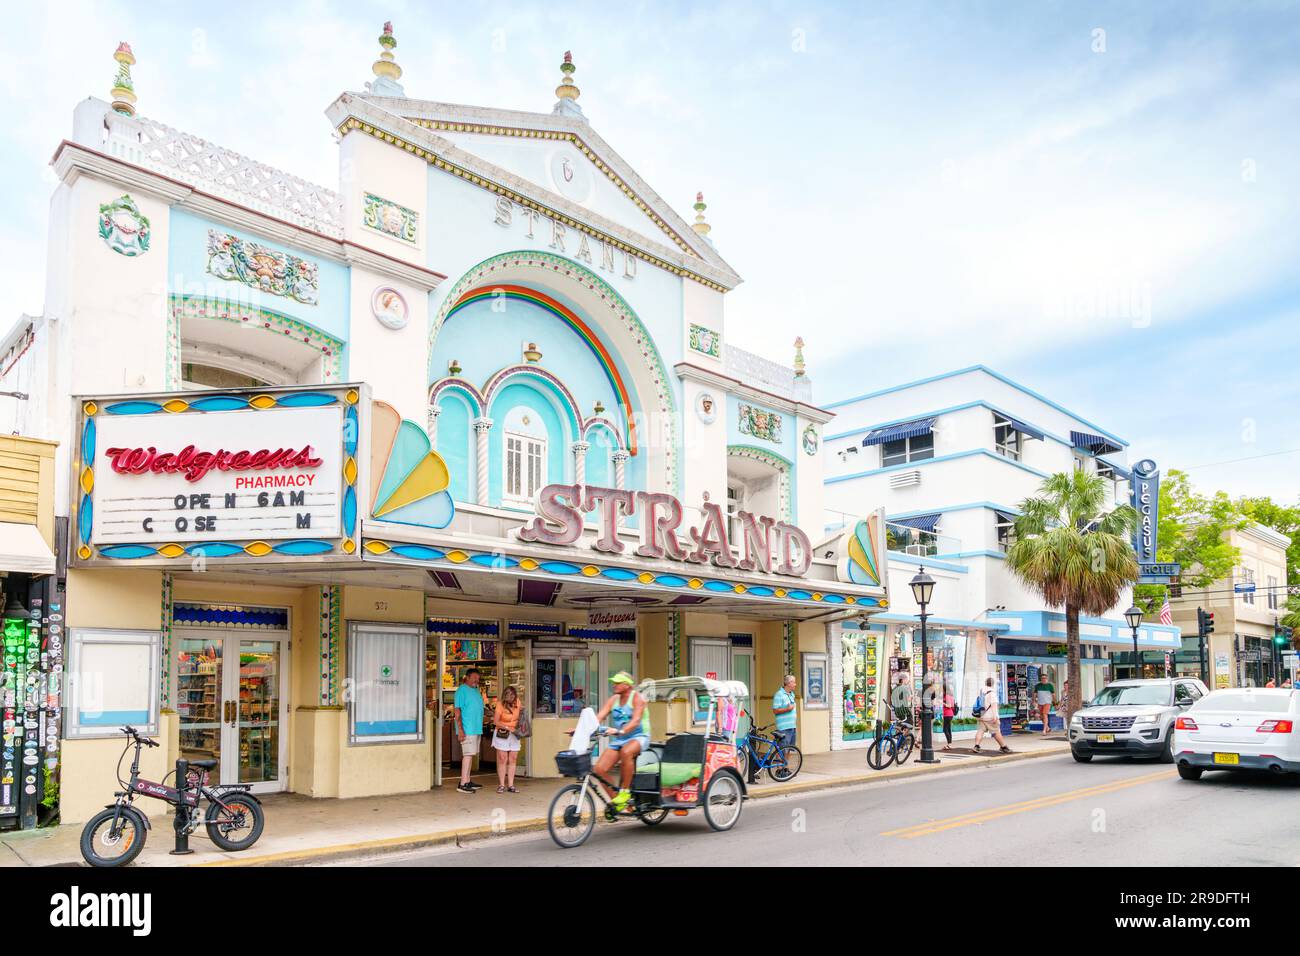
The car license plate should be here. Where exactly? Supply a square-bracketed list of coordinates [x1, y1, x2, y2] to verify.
[1213, 752, 1239, 765]
[1097, 733, 1115, 743]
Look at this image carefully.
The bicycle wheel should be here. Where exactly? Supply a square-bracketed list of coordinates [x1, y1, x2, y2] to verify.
[702, 771, 743, 831]
[80, 807, 147, 867]
[895, 733, 916, 765]
[547, 783, 597, 848]
[638, 807, 670, 826]
[769, 745, 803, 782]
[866, 738, 895, 770]
[735, 745, 749, 782]
[205, 794, 265, 851]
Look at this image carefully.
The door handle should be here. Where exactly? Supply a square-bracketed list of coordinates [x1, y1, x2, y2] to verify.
[224, 700, 236, 725]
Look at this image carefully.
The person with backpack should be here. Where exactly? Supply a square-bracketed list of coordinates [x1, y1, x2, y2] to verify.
[971, 675, 1012, 754]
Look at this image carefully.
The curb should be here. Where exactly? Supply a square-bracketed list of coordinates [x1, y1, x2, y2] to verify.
[188, 744, 1070, 868]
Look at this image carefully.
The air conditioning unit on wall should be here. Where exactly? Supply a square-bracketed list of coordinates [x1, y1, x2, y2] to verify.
[889, 470, 922, 489]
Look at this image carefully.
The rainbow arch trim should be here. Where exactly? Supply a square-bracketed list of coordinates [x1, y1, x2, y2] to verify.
[445, 284, 639, 455]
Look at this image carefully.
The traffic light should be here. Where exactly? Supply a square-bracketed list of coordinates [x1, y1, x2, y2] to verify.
[1197, 607, 1215, 638]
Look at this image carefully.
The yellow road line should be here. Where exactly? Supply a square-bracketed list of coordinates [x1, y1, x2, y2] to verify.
[881, 768, 1175, 839]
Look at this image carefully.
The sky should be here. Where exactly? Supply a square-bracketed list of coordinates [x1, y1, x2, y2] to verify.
[2, 0, 1297, 500]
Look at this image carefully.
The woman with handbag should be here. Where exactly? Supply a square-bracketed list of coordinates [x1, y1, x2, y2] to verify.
[492, 686, 525, 793]
[940, 682, 957, 751]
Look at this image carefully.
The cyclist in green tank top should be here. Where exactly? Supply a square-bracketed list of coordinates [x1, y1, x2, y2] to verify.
[593, 672, 650, 810]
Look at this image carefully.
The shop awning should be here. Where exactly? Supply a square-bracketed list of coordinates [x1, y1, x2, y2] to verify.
[992, 509, 1019, 525]
[1000, 415, 1044, 441]
[0, 522, 55, 575]
[862, 417, 936, 447]
[1098, 458, 1131, 480]
[1070, 430, 1122, 456]
[888, 512, 942, 532]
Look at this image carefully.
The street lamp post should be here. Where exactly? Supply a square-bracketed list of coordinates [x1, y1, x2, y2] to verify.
[910, 567, 938, 764]
[1125, 605, 1144, 681]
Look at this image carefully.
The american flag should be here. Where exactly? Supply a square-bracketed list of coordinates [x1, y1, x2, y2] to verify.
[1158, 598, 1173, 626]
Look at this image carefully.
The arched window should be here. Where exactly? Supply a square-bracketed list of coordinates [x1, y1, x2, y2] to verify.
[500, 404, 549, 507]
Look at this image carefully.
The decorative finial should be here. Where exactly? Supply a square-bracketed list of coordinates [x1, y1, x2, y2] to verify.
[369, 21, 405, 96]
[553, 51, 585, 118]
[793, 337, 806, 378]
[523, 342, 543, 363]
[692, 192, 712, 237]
[110, 42, 137, 117]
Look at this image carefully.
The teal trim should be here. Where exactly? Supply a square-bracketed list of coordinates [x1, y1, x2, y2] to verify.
[987, 610, 1181, 647]
[931, 550, 1008, 561]
[823, 365, 1128, 447]
[868, 613, 1012, 630]
[885, 551, 968, 573]
[990, 655, 1108, 664]
[826, 448, 1050, 484]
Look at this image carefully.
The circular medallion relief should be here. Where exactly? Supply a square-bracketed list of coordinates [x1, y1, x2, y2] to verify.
[802, 424, 819, 456]
[371, 286, 409, 331]
[549, 151, 594, 205]
[696, 392, 717, 425]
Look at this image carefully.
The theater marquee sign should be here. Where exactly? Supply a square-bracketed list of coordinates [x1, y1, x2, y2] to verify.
[72, 385, 362, 562]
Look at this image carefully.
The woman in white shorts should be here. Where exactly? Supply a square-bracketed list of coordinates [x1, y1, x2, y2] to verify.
[492, 686, 523, 793]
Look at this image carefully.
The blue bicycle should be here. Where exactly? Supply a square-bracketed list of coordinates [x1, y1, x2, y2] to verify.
[866, 712, 915, 769]
[739, 724, 803, 782]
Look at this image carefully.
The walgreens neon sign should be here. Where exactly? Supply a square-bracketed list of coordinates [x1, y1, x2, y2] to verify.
[103, 445, 324, 483]
[516, 483, 813, 577]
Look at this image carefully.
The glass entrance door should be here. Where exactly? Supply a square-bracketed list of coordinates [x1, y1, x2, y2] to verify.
[176, 629, 287, 794]
[229, 638, 283, 789]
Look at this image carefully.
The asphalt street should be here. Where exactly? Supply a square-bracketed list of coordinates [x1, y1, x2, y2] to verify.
[334, 753, 1300, 866]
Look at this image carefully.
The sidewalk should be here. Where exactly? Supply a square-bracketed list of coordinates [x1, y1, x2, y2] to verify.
[0, 735, 1069, 867]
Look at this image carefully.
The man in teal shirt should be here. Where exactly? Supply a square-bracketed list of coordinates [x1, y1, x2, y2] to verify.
[453, 669, 487, 794]
[772, 674, 798, 748]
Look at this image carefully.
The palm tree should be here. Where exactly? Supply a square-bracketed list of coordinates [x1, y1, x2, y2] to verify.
[1007, 470, 1140, 718]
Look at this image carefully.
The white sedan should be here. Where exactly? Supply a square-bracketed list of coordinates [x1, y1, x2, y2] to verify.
[1172, 687, 1299, 780]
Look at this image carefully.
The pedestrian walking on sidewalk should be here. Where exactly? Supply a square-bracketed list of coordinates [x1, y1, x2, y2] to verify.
[772, 675, 798, 749]
[972, 676, 1012, 754]
[941, 683, 956, 751]
[454, 669, 487, 794]
[1034, 673, 1055, 736]
[492, 685, 523, 794]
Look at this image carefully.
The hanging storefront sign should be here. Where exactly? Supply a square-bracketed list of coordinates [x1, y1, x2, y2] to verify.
[587, 607, 638, 629]
[516, 483, 814, 577]
[73, 386, 363, 562]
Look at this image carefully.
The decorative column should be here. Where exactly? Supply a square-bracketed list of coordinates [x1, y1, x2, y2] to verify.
[318, 585, 342, 706]
[612, 450, 629, 490]
[159, 573, 173, 711]
[571, 440, 590, 486]
[783, 620, 796, 677]
[473, 418, 493, 505]
[427, 404, 441, 447]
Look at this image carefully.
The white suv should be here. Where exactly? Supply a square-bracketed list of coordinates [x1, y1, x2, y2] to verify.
[1069, 678, 1210, 763]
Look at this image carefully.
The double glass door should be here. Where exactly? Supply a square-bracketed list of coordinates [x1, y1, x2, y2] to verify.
[176, 629, 287, 793]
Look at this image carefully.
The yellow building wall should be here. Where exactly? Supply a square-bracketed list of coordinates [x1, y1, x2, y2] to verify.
[61, 568, 165, 824]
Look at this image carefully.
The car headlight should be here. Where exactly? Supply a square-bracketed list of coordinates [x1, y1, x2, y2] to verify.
[1133, 715, 1158, 725]
[1070, 714, 1083, 725]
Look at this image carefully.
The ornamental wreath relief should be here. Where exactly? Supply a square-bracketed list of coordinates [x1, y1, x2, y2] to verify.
[206, 229, 320, 305]
[98, 194, 151, 257]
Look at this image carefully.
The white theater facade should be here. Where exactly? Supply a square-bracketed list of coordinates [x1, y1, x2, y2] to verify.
[6, 33, 890, 822]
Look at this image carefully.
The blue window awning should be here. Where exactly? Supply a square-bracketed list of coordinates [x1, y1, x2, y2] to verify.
[1098, 458, 1131, 480]
[889, 512, 942, 532]
[992, 509, 1018, 525]
[863, 417, 936, 447]
[1000, 415, 1045, 441]
[1071, 430, 1122, 456]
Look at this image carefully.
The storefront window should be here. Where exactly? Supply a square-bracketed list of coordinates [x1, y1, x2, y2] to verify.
[68, 628, 159, 738]
[840, 630, 881, 740]
[347, 623, 424, 744]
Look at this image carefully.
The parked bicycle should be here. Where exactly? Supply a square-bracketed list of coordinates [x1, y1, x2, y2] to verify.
[740, 724, 803, 782]
[866, 710, 916, 770]
[79, 726, 265, 867]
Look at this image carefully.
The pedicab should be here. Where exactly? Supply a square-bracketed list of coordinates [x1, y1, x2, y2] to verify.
[547, 675, 749, 848]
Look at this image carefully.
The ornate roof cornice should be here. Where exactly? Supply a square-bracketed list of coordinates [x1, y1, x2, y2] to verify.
[326, 93, 741, 292]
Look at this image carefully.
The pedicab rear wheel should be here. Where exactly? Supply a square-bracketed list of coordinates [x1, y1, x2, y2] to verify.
[702, 771, 743, 832]
[547, 783, 597, 848]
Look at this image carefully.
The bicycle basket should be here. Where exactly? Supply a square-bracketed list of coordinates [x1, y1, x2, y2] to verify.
[555, 750, 592, 778]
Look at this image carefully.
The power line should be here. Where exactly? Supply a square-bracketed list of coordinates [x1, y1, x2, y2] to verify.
[1183, 447, 1300, 470]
